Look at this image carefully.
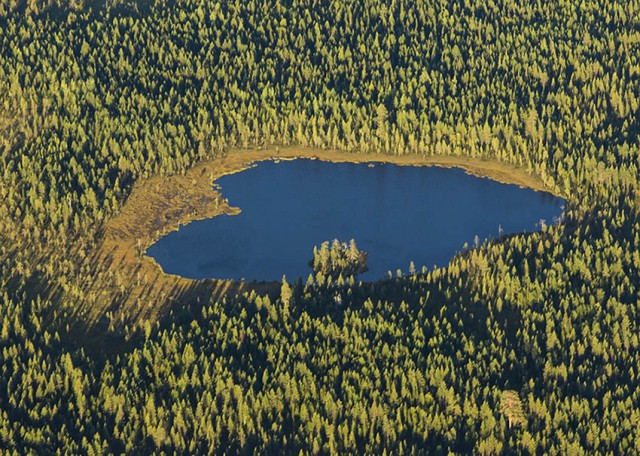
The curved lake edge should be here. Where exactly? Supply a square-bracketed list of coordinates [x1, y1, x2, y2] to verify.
[125, 147, 563, 280]
[146, 156, 565, 282]
[219, 147, 560, 196]
[77, 146, 563, 329]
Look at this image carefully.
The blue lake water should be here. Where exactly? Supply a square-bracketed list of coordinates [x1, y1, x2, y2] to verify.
[147, 159, 565, 281]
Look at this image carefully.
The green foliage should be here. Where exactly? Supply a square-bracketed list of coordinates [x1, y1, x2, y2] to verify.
[0, 0, 639, 453]
[310, 239, 368, 282]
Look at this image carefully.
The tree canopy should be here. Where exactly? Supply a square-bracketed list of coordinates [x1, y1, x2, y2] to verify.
[0, 0, 639, 453]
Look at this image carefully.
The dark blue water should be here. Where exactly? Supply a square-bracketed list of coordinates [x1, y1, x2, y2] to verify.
[147, 159, 564, 281]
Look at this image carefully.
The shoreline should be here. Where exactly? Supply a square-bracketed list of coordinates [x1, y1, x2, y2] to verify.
[77, 147, 560, 331]
[223, 146, 556, 194]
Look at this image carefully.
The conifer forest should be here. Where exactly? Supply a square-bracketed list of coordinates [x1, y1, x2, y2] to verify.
[0, 0, 639, 453]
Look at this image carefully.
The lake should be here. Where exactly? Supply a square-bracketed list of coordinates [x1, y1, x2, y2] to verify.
[147, 159, 565, 281]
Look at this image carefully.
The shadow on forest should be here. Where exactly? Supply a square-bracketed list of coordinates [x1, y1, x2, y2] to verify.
[61, 240, 279, 358]
[0, 227, 277, 358]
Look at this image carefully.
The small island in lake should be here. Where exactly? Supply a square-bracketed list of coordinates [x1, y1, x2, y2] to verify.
[310, 239, 368, 281]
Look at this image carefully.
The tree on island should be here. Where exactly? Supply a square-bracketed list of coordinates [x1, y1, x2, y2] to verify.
[310, 239, 368, 282]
